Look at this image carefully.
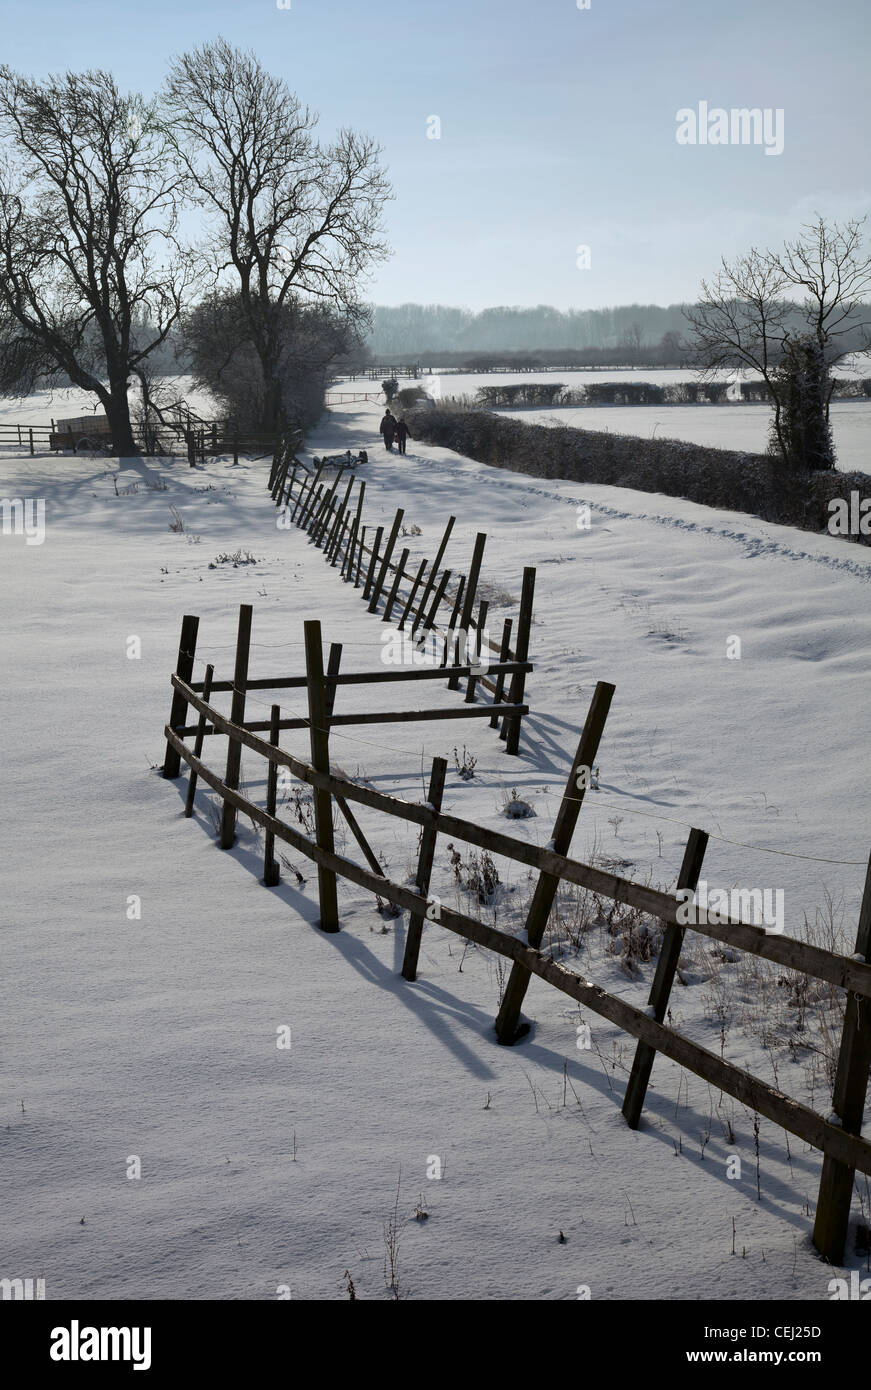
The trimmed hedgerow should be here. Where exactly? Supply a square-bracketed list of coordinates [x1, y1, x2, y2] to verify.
[405, 404, 870, 546]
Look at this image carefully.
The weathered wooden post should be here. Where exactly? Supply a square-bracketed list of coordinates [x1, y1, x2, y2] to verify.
[490, 618, 513, 728]
[412, 516, 455, 637]
[292, 462, 321, 524]
[298, 461, 326, 525]
[313, 466, 346, 546]
[398, 560, 427, 631]
[220, 604, 253, 849]
[184, 663, 215, 817]
[286, 464, 302, 519]
[813, 849, 871, 1262]
[494, 680, 615, 1044]
[448, 533, 486, 691]
[263, 704, 281, 887]
[622, 827, 709, 1128]
[402, 757, 447, 982]
[329, 508, 351, 568]
[362, 525, 384, 603]
[465, 599, 488, 703]
[163, 614, 200, 778]
[303, 620, 339, 932]
[327, 476, 355, 555]
[502, 567, 536, 755]
[421, 568, 453, 636]
[302, 484, 324, 532]
[368, 508, 405, 612]
[382, 548, 410, 624]
[355, 525, 367, 589]
[441, 577, 466, 666]
[342, 481, 366, 581]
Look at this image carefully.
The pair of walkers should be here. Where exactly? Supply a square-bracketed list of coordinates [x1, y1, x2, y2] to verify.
[379, 410, 410, 454]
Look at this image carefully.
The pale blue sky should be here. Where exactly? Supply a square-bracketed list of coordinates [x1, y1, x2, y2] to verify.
[2, 0, 868, 308]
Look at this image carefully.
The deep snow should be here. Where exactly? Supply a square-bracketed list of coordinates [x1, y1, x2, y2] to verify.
[2, 389, 870, 1300]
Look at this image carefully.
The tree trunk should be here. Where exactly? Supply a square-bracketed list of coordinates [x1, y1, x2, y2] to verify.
[105, 384, 139, 458]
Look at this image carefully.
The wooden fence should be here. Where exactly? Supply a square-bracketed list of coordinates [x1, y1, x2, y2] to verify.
[0, 417, 299, 464]
[162, 606, 871, 1266]
[267, 443, 537, 754]
[324, 392, 384, 405]
[0, 423, 54, 455]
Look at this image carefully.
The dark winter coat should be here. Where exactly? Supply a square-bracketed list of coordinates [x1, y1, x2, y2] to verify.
[379, 414, 396, 440]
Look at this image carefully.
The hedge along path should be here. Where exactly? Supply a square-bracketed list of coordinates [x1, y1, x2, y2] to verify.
[162, 647, 871, 1260]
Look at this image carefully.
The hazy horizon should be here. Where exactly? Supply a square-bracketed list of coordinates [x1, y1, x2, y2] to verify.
[1, 0, 868, 311]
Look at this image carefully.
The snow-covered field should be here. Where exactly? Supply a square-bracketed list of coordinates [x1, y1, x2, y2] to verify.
[500, 400, 870, 474]
[3, 391, 871, 1300]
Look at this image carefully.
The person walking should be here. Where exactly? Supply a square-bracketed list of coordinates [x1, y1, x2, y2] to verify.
[395, 418, 410, 455]
[379, 410, 396, 451]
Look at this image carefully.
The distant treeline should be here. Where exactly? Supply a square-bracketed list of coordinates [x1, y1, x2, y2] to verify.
[367, 301, 871, 364]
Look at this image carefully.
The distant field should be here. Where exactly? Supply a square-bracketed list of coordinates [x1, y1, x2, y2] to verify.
[499, 400, 870, 475]
[424, 351, 871, 399]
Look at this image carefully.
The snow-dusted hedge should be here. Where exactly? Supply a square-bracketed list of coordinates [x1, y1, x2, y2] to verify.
[405, 404, 871, 545]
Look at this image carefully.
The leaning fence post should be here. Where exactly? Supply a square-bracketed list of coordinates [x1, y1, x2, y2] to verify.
[163, 614, 200, 778]
[402, 757, 448, 981]
[622, 827, 709, 1128]
[329, 508, 350, 568]
[327, 477, 355, 561]
[398, 559, 427, 631]
[304, 621, 339, 932]
[382, 547, 410, 624]
[421, 567, 452, 636]
[368, 508, 405, 612]
[219, 604, 253, 849]
[490, 618, 513, 728]
[412, 516, 455, 637]
[465, 599, 488, 703]
[441, 576, 466, 666]
[281, 463, 298, 516]
[448, 533, 486, 691]
[355, 525, 367, 588]
[362, 525, 384, 602]
[494, 680, 615, 1044]
[813, 849, 871, 1263]
[184, 663, 215, 817]
[502, 567, 536, 755]
[263, 704, 281, 887]
[342, 482, 366, 581]
[324, 642, 343, 720]
[313, 466, 346, 547]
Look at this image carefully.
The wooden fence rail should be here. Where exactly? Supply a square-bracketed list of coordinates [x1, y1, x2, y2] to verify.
[162, 610, 871, 1264]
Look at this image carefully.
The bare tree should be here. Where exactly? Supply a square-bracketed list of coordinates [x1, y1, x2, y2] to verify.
[163, 37, 391, 434]
[184, 288, 363, 432]
[685, 216, 871, 469]
[619, 320, 645, 365]
[0, 69, 195, 457]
